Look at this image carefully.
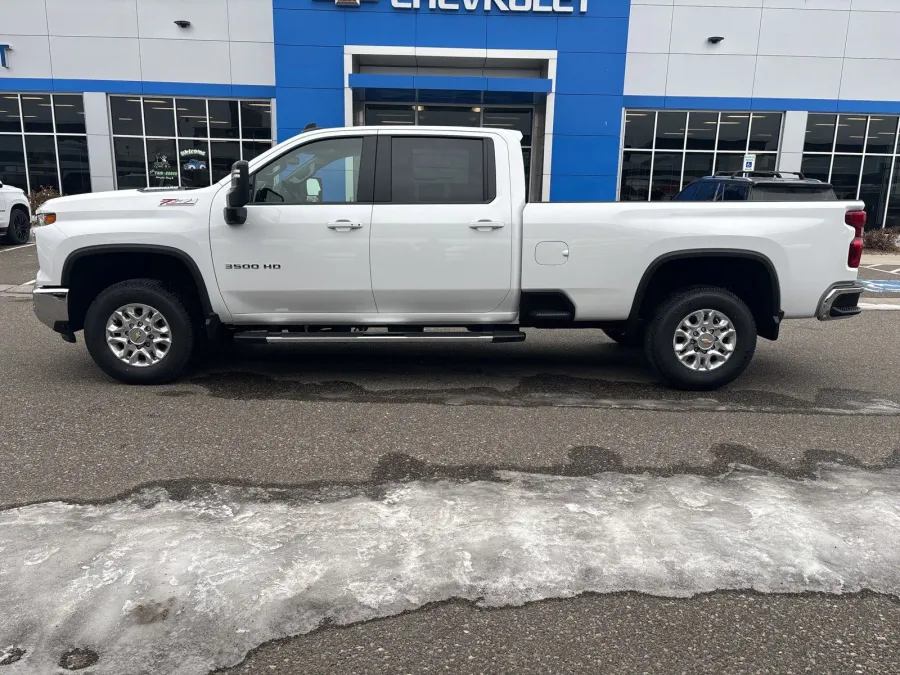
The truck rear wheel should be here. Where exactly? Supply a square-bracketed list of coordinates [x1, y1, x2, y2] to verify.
[84, 279, 195, 384]
[644, 286, 756, 391]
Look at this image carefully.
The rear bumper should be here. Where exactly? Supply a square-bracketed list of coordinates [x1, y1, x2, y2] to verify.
[33, 286, 75, 342]
[816, 282, 864, 321]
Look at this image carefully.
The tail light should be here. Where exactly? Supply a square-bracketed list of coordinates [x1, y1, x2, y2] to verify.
[846, 210, 865, 268]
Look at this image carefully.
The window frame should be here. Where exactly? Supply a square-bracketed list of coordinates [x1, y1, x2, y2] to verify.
[801, 112, 900, 229]
[620, 110, 784, 202]
[0, 92, 90, 195]
[109, 95, 274, 190]
[373, 134, 497, 205]
[247, 134, 377, 206]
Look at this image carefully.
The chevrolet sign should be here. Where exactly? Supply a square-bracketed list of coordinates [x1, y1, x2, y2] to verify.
[392, 0, 588, 12]
[330, 0, 588, 13]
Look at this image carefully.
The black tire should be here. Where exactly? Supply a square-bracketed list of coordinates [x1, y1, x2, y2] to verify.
[644, 286, 757, 391]
[5, 208, 30, 245]
[84, 279, 195, 385]
[602, 327, 642, 348]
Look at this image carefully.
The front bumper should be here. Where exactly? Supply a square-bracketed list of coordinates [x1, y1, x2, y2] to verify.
[33, 286, 75, 342]
[816, 282, 864, 321]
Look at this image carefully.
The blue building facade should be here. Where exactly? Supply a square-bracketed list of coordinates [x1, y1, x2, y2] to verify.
[273, 0, 631, 201]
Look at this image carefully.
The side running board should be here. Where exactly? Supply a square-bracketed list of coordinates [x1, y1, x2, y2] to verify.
[234, 330, 526, 344]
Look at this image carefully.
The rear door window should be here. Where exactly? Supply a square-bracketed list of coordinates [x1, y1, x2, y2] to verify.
[388, 137, 493, 204]
[749, 185, 838, 201]
[722, 184, 750, 201]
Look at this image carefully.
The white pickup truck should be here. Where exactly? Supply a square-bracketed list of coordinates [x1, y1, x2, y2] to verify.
[32, 125, 865, 390]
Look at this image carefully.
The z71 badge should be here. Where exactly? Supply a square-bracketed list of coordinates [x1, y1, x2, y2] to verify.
[225, 263, 282, 270]
[159, 198, 198, 207]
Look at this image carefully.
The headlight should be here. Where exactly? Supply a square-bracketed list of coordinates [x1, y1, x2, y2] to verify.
[35, 212, 56, 227]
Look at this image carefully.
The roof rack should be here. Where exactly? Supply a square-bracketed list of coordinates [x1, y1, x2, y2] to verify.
[714, 170, 807, 180]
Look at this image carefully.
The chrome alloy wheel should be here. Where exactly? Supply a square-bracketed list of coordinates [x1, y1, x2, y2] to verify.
[106, 304, 172, 367]
[672, 309, 736, 372]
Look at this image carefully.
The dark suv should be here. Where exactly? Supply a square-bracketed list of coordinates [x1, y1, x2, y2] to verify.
[674, 171, 837, 202]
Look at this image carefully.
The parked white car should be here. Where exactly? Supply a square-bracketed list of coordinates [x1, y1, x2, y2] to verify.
[32, 125, 865, 389]
[0, 181, 31, 245]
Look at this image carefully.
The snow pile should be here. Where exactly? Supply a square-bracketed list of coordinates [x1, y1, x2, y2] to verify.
[2, 465, 900, 674]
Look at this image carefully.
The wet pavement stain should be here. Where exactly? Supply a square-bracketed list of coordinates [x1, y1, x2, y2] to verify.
[59, 648, 99, 670]
[186, 372, 900, 417]
[0, 647, 25, 666]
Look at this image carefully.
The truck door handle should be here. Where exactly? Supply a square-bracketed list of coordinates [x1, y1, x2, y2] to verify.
[469, 220, 505, 231]
[326, 220, 363, 231]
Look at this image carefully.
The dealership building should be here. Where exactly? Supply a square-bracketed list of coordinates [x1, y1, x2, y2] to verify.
[2, 0, 900, 227]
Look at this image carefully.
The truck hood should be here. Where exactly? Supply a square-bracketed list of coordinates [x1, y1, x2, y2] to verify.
[40, 187, 219, 215]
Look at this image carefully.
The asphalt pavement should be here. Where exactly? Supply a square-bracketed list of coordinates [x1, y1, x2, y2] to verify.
[2, 243, 900, 674]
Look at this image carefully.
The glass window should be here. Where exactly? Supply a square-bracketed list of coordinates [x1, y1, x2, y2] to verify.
[365, 105, 415, 126]
[208, 100, 240, 139]
[650, 152, 681, 201]
[717, 114, 750, 151]
[176, 98, 208, 138]
[240, 100, 272, 140]
[835, 115, 867, 153]
[714, 153, 744, 175]
[748, 113, 782, 152]
[685, 112, 717, 151]
[805, 114, 836, 153]
[143, 98, 176, 138]
[858, 155, 892, 227]
[694, 180, 720, 201]
[865, 116, 898, 155]
[682, 153, 714, 186]
[111, 96, 273, 189]
[619, 151, 651, 201]
[243, 141, 272, 163]
[21, 94, 54, 134]
[110, 97, 143, 136]
[675, 182, 699, 200]
[482, 109, 532, 147]
[252, 137, 363, 205]
[178, 139, 210, 189]
[114, 137, 146, 189]
[0, 94, 21, 134]
[210, 140, 241, 183]
[886, 165, 900, 229]
[800, 155, 830, 183]
[146, 139, 178, 187]
[53, 95, 86, 134]
[621, 109, 783, 202]
[623, 111, 654, 150]
[25, 135, 59, 192]
[749, 185, 836, 202]
[655, 112, 687, 150]
[0, 135, 27, 191]
[417, 106, 480, 127]
[57, 136, 91, 195]
[722, 183, 749, 201]
[830, 155, 863, 200]
[391, 137, 485, 204]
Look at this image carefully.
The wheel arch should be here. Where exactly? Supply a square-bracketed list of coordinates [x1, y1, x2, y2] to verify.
[61, 244, 214, 332]
[627, 249, 782, 341]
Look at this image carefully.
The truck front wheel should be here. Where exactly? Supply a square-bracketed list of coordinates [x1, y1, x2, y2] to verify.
[84, 279, 195, 384]
[644, 287, 756, 391]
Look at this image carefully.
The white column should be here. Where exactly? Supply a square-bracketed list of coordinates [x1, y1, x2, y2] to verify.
[777, 110, 808, 175]
[83, 92, 115, 192]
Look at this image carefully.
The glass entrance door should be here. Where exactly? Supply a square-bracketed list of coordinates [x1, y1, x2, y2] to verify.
[361, 103, 537, 200]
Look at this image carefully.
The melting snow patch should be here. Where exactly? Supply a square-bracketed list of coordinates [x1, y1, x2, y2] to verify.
[2, 465, 900, 674]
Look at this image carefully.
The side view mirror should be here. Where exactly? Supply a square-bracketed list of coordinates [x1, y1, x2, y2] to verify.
[224, 160, 250, 225]
[305, 177, 322, 203]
